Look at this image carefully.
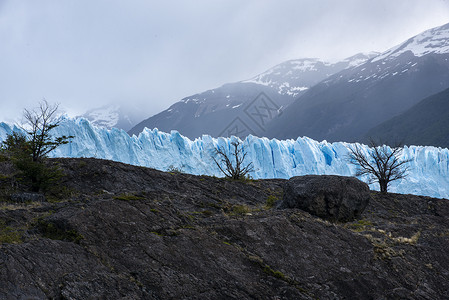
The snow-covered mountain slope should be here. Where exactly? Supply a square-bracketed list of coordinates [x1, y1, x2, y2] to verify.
[128, 53, 376, 139]
[373, 23, 449, 61]
[81, 103, 146, 132]
[1, 118, 448, 199]
[266, 22, 449, 144]
[242, 53, 378, 97]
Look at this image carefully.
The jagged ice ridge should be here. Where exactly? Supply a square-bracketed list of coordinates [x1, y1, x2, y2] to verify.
[0, 117, 448, 199]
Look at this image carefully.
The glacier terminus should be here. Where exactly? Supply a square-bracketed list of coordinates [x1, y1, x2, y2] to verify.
[0, 117, 448, 199]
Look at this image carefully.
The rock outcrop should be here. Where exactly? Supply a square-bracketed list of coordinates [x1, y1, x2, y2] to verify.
[277, 175, 370, 222]
[10, 192, 46, 203]
[0, 158, 448, 299]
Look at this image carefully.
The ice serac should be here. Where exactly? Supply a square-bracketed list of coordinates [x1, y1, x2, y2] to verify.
[0, 118, 448, 199]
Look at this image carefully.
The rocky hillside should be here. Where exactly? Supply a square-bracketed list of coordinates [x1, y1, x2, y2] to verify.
[1, 158, 449, 299]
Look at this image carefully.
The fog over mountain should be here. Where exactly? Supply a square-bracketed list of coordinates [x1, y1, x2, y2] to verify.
[0, 1, 448, 123]
[128, 53, 377, 138]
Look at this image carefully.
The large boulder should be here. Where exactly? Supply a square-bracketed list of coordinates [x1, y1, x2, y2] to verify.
[277, 175, 370, 222]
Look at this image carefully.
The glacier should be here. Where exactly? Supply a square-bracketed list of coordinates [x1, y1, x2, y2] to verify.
[0, 117, 448, 199]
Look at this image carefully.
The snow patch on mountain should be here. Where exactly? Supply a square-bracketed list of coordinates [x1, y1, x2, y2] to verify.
[342, 57, 425, 84]
[344, 52, 380, 67]
[243, 58, 328, 96]
[181, 98, 204, 104]
[373, 23, 449, 62]
[278, 82, 308, 95]
[1, 118, 448, 199]
[243, 54, 378, 97]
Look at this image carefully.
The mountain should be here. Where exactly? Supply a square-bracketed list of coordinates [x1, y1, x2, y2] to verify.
[241, 53, 378, 97]
[265, 22, 449, 143]
[128, 83, 293, 139]
[1, 117, 448, 199]
[80, 103, 146, 132]
[1, 157, 449, 299]
[366, 86, 449, 147]
[128, 53, 377, 139]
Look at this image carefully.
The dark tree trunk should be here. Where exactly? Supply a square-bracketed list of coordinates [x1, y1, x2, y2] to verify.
[379, 180, 388, 193]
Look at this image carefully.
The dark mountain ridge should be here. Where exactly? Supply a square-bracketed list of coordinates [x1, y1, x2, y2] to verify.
[128, 82, 293, 138]
[265, 51, 449, 142]
[366, 86, 449, 147]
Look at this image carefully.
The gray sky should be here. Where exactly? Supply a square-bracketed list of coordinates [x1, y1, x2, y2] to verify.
[1, 0, 449, 123]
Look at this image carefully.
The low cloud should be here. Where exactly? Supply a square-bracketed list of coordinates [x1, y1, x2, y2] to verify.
[0, 0, 448, 122]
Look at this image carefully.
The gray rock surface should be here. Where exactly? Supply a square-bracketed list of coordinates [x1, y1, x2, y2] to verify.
[0, 158, 448, 299]
[277, 175, 370, 222]
[10, 192, 46, 203]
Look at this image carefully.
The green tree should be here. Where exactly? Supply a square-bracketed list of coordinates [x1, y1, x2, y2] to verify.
[1, 132, 30, 157]
[1, 100, 73, 192]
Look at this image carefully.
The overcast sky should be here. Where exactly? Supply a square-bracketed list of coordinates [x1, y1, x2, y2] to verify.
[1, 0, 449, 123]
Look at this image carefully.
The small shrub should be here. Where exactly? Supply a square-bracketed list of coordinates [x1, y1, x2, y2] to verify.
[77, 161, 88, 169]
[346, 218, 373, 232]
[37, 219, 83, 244]
[15, 159, 64, 193]
[0, 174, 10, 181]
[0, 154, 9, 162]
[231, 204, 251, 215]
[201, 210, 213, 216]
[45, 186, 77, 203]
[0, 227, 23, 244]
[0, 220, 23, 244]
[167, 165, 184, 174]
[264, 195, 278, 209]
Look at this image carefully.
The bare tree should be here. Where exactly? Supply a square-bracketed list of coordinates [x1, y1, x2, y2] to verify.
[347, 140, 411, 193]
[22, 99, 73, 162]
[213, 140, 254, 180]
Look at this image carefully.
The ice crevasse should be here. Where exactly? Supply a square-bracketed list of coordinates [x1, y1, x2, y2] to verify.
[0, 117, 448, 199]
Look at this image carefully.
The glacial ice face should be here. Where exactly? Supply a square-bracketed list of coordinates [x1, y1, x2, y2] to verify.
[0, 117, 448, 199]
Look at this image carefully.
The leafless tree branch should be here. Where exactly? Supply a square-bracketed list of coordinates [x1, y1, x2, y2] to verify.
[20, 99, 73, 162]
[213, 140, 254, 180]
[347, 139, 411, 193]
